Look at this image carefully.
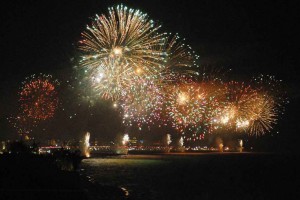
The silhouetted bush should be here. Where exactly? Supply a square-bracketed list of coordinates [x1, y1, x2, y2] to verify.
[8, 141, 31, 154]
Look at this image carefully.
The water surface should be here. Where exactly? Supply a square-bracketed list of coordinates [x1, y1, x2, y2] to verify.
[81, 153, 299, 199]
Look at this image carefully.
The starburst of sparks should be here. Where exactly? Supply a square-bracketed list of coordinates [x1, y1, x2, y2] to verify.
[75, 4, 288, 143]
[120, 79, 164, 127]
[79, 5, 167, 100]
[19, 74, 59, 120]
[214, 81, 258, 131]
[247, 95, 278, 136]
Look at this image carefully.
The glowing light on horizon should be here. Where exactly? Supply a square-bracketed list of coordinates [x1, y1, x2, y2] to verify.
[166, 134, 172, 145]
[84, 132, 90, 157]
[179, 136, 184, 147]
[122, 134, 129, 145]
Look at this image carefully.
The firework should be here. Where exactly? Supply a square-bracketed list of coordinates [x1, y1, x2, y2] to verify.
[89, 58, 135, 100]
[161, 66, 227, 141]
[120, 79, 165, 128]
[8, 114, 37, 135]
[19, 74, 59, 120]
[251, 74, 288, 113]
[164, 34, 199, 69]
[122, 134, 129, 145]
[166, 134, 172, 145]
[169, 81, 225, 142]
[165, 81, 222, 130]
[215, 81, 258, 131]
[194, 66, 229, 83]
[165, 83, 206, 128]
[160, 34, 199, 83]
[247, 95, 278, 136]
[76, 4, 288, 142]
[82, 132, 91, 157]
[79, 5, 167, 100]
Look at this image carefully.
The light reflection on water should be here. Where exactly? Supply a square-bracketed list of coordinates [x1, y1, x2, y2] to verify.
[80, 153, 286, 200]
[81, 155, 172, 199]
[81, 154, 229, 199]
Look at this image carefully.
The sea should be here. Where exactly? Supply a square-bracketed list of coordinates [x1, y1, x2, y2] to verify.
[80, 153, 300, 200]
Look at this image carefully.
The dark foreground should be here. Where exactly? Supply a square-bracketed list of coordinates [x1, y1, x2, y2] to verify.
[1, 152, 300, 200]
[0, 154, 87, 200]
[81, 152, 300, 200]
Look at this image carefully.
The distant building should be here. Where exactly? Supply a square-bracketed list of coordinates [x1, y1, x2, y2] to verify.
[129, 137, 138, 145]
[47, 139, 57, 146]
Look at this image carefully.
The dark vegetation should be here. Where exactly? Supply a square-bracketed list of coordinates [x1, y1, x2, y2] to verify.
[0, 141, 86, 200]
[0, 141, 128, 200]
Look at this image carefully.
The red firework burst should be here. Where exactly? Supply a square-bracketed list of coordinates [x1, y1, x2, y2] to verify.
[19, 74, 59, 120]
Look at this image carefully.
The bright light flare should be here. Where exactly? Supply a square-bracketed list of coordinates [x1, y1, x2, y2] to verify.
[236, 119, 250, 129]
[112, 47, 123, 57]
[177, 92, 189, 105]
[122, 134, 129, 145]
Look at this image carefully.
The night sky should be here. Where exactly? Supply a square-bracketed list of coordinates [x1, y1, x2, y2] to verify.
[0, 0, 299, 150]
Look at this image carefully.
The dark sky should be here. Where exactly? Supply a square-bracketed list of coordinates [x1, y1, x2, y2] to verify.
[0, 0, 299, 147]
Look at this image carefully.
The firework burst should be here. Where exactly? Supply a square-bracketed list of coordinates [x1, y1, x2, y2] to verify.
[165, 83, 206, 129]
[247, 95, 278, 136]
[165, 82, 222, 130]
[8, 114, 38, 135]
[75, 4, 288, 142]
[159, 34, 200, 85]
[19, 74, 59, 120]
[89, 58, 135, 100]
[251, 74, 288, 113]
[216, 81, 258, 131]
[120, 79, 165, 127]
[168, 81, 225, 141]
[79, 5, 167, 99]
